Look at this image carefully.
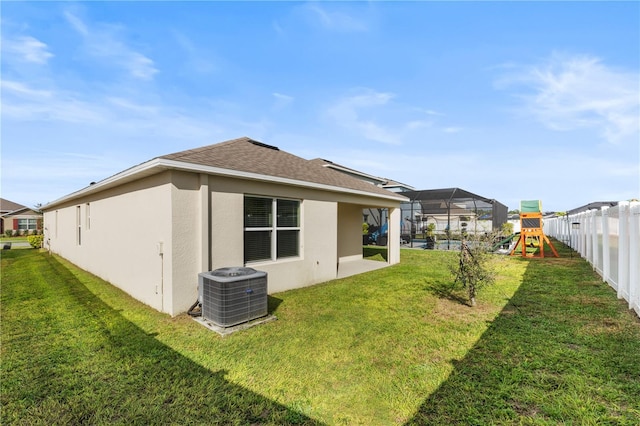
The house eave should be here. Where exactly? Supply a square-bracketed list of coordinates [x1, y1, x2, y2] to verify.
[43, 158, 407, 210]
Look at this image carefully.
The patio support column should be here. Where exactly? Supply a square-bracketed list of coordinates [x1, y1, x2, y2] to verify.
[388, 207, 401, 265]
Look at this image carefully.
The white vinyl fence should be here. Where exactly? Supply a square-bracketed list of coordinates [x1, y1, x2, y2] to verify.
[544, 201, 640, 317]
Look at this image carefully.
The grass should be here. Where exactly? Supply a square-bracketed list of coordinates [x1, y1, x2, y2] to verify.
[363, 245, 388, 261]
[2, 242, 639, 425]
[0, 236, 28, 243]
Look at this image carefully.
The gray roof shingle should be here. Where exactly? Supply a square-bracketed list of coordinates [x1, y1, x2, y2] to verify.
[159, 137, 403, 199]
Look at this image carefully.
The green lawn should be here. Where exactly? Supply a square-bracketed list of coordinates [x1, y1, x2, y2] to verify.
[0, 236, 28, 243]
[2, 244, 639, 425]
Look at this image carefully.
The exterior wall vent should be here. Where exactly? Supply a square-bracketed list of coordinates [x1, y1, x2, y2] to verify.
[198, 267, 268, 327]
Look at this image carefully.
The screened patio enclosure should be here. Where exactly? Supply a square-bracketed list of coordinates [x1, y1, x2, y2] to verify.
[400, 187, 508, 249]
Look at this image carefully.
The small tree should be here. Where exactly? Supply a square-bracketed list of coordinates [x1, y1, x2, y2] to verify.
[452, 234, 496, 306]
[501, 222, 514, 236]
[426, 223, 436, 237]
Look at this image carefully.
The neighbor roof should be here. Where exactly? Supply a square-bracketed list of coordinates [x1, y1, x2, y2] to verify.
[567, 201, 618, 215]
[400, 187, 508, 228]
[309, 158, 415, 191]
[0, 198, 27, 213]
[402, 187, 497, 210]
[44, 137, 407, 209]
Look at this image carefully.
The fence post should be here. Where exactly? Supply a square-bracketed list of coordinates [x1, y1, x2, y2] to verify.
[585, 210, 593, 266]
[617, 202, 630, 301]
[580, 212, 587, 257]
[602, 206, 610, 286]
[629, 202, 639, 314]
[569, 216, 580, 250]
[575, 213, 583, 256]
[591, 209, 599, 271]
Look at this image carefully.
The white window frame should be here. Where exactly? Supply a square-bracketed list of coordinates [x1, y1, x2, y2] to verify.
[244, 195, 301, 264]
[17, 218, 37, 230]
[76, 206, 81, 246]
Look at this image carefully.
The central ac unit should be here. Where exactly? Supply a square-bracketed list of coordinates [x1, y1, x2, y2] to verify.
[198, 267, 268, 327]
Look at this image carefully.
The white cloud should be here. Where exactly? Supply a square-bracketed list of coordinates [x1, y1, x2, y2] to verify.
[303, 3, 369, 32]
[63, 10, 89, 36]
[172, 30, 217, 74]
[2, 36, 54, 64]
[498, 53, 640, 144]
[272, 92, 294, 110]
[326, 89, 401, 144]
[325, 89, 461, 144]
[1, 80, 53, 99]
[63, 10, 158, 80]
[1, 80, 107, 123]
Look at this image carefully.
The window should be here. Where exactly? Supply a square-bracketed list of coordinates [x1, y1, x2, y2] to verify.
[76, 206, 81, 246]
[17, 219, 37, 230]
[244, 196, 300, 263]
[86, 203, 91, 230]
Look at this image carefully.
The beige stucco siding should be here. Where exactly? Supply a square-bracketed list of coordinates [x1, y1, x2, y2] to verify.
[167, 171, 202, 315]
[204, 176, 340, 294]
[338, 203, 365, 263]
[44, 172, 173, 313]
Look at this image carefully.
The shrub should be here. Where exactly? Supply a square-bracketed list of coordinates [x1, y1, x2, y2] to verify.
[451, 234, 496, 306]
[27, 235, 44, 249]
[4, 230, 14, 238]
[501, 222, 514, 235]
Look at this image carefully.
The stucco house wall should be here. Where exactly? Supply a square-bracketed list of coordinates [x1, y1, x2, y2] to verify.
[45, 172, 173, 312]
[43, 138, 405, 316]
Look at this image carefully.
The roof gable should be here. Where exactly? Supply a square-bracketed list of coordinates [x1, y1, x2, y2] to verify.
[0, 198, 27, 213]
[1, 207, 41, 218]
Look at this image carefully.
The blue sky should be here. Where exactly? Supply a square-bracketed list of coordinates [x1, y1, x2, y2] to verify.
[2, 1, 638, 212]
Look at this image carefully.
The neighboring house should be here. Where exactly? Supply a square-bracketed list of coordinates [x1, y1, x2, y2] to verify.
[567, 201, 619, 216]
[42, 137, 407, 316]
[400, 188, 508, 239]
[0, 198, 43, 235]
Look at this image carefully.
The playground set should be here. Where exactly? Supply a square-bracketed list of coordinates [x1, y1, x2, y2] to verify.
[508, 200, 558, 258]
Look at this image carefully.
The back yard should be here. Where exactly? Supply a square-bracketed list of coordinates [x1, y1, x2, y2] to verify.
[2, 244, 639, 425]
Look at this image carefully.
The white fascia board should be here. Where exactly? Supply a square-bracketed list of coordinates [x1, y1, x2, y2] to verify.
[43, 158, 164, 210]
[43, 158, 407, 210]
[162, 159, 408, 202]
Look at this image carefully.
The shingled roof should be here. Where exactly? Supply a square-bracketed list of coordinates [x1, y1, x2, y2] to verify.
[0, 198, 27, 214]
[44, 137, 407, 209]
[159, 137, 404, 199]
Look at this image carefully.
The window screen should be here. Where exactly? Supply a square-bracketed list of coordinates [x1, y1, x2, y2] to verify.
[244, 196, 300, 263]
